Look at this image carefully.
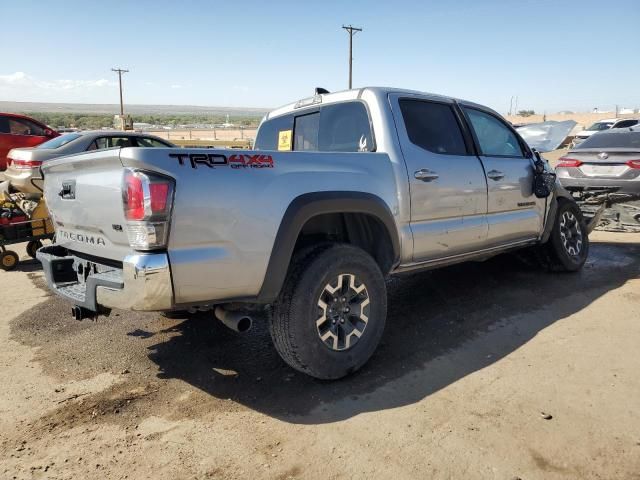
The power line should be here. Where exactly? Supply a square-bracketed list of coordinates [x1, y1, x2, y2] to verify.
[111, 68, 129, 116]
[342, 25, 362, 89]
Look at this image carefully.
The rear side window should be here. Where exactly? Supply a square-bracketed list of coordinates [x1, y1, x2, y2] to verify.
[399, 99, 468, 155]
[0, 118, 46, 136]
[294, 112, 320, 151]
[464, 108, 524, 157]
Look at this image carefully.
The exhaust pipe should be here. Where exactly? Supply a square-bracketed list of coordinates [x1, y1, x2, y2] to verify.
[71, 305, 93, 321]
[214, 306, 253, 333]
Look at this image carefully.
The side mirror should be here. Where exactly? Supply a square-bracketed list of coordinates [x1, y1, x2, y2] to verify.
[531, 149, 545, 173]
[532, 149, 542, 162]
[44, 128, 55, 137]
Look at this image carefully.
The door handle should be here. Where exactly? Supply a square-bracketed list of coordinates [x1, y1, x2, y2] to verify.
[486, 169, 505, 181]
[414, 169, 439, 182]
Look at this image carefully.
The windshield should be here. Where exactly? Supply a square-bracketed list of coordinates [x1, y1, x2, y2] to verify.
[577, 131, 640, 149]
[36, 133, 82, 149]
[586, 122, 614, 131]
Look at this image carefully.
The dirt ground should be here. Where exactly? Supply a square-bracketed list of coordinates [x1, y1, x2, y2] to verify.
[1, 231, 640, 480]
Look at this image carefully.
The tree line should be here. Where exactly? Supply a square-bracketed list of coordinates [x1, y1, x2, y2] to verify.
[20, 112, 262, 130]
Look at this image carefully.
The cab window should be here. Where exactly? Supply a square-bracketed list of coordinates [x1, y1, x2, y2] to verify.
[399, 99, 468, 155]
[464, 108, 525, 158]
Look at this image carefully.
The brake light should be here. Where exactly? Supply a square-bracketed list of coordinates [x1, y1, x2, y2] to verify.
[124, 173, 145, 221]
[627, 160, 640, 169]
[10, 159, 43, 170]
[122, 169, 174, 250]
[557, 157, 583, 168]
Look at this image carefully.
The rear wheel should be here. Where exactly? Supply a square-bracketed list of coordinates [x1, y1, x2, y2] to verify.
[538, 200, 589, 272]
[0, 251, 19, 271]
[269, 244, 387, 380]
[26, 240, 43, 259]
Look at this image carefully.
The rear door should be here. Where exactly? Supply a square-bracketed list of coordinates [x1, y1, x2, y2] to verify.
[389, 93, 488, 261]
[461, 106, 544, 245]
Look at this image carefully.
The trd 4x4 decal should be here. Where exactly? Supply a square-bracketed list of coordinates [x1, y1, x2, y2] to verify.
[169, 153, 274, 169]
[229, 154, 274, 169]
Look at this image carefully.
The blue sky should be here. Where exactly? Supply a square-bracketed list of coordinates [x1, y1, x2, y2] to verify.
[1, 0, 638, 113]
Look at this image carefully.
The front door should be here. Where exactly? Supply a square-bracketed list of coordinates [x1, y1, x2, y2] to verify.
[461, 106, 545, 245]
[389, 94, 488, 262]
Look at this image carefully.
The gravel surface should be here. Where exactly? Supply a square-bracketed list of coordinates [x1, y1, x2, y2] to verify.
[1, 232, 639, 479]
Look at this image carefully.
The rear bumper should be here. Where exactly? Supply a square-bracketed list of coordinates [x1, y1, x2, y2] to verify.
[557, 177, 640, 194]
[36, 245, 173, 312]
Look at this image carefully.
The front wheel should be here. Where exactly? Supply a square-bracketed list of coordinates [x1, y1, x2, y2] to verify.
[269, 244, 387, 380]
[538, 200, 589, 272]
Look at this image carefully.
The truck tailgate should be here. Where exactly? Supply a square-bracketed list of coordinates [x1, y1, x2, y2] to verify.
[42, 149, 132, 262]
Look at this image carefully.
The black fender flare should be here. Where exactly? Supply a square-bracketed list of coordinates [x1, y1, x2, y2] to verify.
[541, 186, 575, 243]
[256, 191, 400, 303]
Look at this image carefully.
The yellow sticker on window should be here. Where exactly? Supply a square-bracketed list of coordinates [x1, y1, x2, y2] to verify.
[278, 129, 292, 151]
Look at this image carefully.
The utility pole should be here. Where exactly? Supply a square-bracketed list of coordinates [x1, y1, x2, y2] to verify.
[342, 25, 362, 89]
[111, 68, 129, 116]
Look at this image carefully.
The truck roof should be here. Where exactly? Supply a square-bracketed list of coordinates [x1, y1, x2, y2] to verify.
[266, 87, 470, 120]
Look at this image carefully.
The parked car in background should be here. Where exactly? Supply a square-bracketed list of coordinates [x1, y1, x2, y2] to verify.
[5, 131, 175, 193]
[0, 113, 59, 170]
[556, 126, 640, 194]
[571, 118, 640, 148]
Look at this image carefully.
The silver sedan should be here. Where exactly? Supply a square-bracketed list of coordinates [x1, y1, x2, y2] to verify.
[555, 127, 640, 194]
[4, 131, 175, 194]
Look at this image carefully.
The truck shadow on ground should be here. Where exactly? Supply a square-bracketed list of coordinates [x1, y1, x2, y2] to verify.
[148, 241, 639, 424]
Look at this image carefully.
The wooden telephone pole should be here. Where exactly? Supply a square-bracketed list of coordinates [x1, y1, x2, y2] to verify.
[111, 67, 129, 116]
[342, 25, 362, 89]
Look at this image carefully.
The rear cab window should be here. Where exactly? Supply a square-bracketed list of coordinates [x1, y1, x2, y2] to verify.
[255, 101, 374, 153]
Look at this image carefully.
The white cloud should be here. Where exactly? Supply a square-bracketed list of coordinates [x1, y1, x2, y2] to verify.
[0, 71, 117, 101]
[170, 84, 183, 89]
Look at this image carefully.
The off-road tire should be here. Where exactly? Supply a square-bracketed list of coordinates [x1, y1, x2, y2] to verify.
[538, 199, 589, 272]
[269, 243, 387, 380]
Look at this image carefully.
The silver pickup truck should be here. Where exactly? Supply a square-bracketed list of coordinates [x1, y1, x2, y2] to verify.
[37, 87, 590, 379]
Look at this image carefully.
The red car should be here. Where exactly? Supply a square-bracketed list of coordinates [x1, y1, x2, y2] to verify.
[0, 113, 59, 170]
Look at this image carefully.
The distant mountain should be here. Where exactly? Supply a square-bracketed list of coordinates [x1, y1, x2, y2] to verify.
[0, 101, 270, 117]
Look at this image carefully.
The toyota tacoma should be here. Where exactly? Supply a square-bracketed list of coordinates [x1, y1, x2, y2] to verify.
[37, 87, 591, 379]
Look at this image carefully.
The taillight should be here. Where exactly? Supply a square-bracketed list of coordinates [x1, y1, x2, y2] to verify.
[124, 173, 145, 221]
[557, 157, 583, 168]
[122, 169, 174, 250]
[627, 160, 640, 169]
[10, 159, 43, 170]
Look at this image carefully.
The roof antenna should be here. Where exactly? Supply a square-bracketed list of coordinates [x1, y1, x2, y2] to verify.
[315, 87, 330, 95]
